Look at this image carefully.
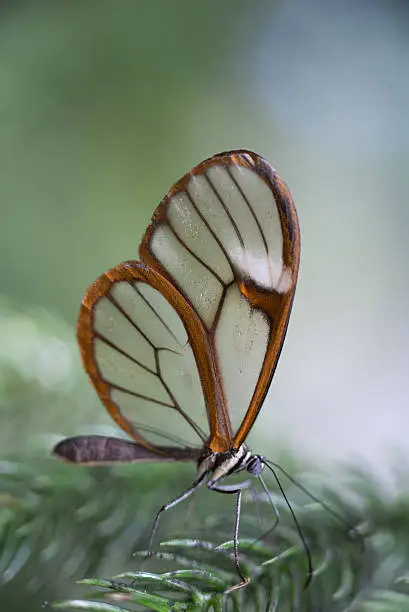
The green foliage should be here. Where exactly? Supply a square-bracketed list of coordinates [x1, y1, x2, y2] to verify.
[2, 449, 409, 611]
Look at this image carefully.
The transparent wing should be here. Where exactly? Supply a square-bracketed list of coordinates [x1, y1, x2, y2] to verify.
[140, 150, 300, 450]
[77, 262, 213, 451]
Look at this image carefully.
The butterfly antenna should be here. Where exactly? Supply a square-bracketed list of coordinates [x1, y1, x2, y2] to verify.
[247, 479, 280, 550]
[265, 459, 362, 550]
[262, 464, 313, 587]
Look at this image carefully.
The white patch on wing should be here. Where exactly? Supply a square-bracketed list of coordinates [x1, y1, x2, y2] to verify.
[179, 163, 288, 295]
[275, 267, 293, 294]
[230, 164, 285, 291]
[187, 173, 245, 276]
[206, 165, 271, 288]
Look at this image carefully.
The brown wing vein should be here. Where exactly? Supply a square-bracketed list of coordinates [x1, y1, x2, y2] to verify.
[184, 188, 235, 280]
[153, 350, 207, 442]
[166, 219, 226, 287]
[210, 280, 235, 334]
[104, 382, 175, 408]
[132, 282, 182, 346]
[204, 171, 250, 279]
[106, 294, 177, 355]
[108, 294, 182, 357]
[93, 332, 157, 375]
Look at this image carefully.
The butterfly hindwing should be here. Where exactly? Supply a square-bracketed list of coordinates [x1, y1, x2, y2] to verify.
[78, 263, 216, 451]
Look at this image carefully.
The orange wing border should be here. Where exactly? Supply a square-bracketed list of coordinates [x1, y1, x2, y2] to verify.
[77, 260, 233, 454]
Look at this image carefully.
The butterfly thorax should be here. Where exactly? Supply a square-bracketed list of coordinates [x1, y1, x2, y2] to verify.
[196, 444, 264, 486]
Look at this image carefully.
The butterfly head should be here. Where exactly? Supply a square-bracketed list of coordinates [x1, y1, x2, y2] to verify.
[245, 454, 264, 477]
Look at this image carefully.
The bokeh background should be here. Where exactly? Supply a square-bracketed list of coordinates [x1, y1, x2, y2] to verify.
[1, 1, 408, 610]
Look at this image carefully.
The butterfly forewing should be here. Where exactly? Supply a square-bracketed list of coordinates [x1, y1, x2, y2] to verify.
[140, 151, 300, 449]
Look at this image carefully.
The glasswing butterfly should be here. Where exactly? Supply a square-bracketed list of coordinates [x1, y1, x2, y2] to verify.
[54, 149, 300, 588]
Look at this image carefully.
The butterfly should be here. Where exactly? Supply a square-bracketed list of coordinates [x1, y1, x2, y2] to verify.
[54, 149, 300, 588]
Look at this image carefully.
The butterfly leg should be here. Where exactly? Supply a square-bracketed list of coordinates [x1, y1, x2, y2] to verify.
[208, 480, 252, 588]
[147, 482, 200, 557]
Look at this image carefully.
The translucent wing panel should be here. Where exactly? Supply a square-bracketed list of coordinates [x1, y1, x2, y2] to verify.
[110, 281, 186, 351]
[110, 391, 202, 449]
[142, 151, 300, 448]
[150, 225, 224, 329]
[167, 191, 233, 284]
[94, 336, 169, 401]
[214, 285, 270, 433]
[89, 280, 209, 448]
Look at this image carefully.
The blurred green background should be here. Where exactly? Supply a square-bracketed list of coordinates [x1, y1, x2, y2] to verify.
[1, 1, 408, 610]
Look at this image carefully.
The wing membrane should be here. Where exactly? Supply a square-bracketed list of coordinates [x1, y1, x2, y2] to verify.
[77, 264, 217, 451]
[140, 150, 300, 449]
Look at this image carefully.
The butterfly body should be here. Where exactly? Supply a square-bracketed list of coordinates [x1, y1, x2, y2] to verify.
[197, 444, 264, 486]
